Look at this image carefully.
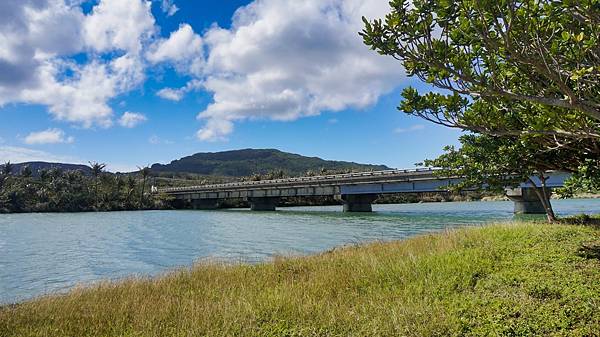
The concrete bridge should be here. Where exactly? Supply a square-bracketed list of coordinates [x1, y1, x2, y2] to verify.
[158, 169, 570, 214]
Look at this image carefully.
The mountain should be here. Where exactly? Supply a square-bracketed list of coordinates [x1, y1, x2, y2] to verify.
[150, 149, 392, 177]
[1, 162, 92, 176]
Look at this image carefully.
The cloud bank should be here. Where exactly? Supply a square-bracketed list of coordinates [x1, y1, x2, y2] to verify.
[159, 0, 404, 140]
[0, 0, 153, 127]
[1, 0, 405, 141]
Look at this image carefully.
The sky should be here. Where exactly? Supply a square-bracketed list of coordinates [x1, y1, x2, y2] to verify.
[0, 0, 461, 172]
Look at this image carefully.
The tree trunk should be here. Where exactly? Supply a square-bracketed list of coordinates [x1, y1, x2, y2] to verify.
[94, 177, 99, 208]
[539, 174, 557, 222]
[140, 178, 146, 207]
[528, 174, 557, 223]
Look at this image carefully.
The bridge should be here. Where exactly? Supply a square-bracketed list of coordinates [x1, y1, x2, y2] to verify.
[158, 169, 571, 214]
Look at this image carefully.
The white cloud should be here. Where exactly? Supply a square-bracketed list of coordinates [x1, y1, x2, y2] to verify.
[394, 124, 426, 134]
[156, 87, 184, 101]
[118, 111, 147, 128]
[0, 145, 80, 163]
[192, 0, 404, 141]
[20, 56, 145, 127]
[156, 79, 202, 101]
[83, 0, 155, 54]
[24, 128, 74, 145]
[160, 0, 179, 16]
[0, 0, 84, 101]
[196, 118, 233, 142]
[147, 24, 202, 63]
[0, 0, 153, 128]
[147, 24, 203, 76]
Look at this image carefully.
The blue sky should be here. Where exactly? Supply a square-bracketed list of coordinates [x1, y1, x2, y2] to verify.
[0, 0, 461, 172]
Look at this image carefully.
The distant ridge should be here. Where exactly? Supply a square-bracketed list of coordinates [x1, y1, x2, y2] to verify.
[150, 149, 391, 177]
[0, 162, 92, 176]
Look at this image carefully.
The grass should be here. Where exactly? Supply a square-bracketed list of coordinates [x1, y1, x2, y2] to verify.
[1, 222, 599, 337]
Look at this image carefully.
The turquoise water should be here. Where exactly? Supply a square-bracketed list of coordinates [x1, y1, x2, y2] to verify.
[0, 199, 598, 304]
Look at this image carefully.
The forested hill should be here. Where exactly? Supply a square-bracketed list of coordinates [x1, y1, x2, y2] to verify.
[150, 149, 391, 177]
[1, 162, 92, 176]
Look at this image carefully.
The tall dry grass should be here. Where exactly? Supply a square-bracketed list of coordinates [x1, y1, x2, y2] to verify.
[1, 222, 599, 336]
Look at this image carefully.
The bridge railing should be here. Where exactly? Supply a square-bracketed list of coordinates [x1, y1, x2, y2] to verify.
[157, 168, 441, 193]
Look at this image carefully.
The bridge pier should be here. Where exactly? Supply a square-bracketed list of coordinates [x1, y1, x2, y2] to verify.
[249, 197, 279, 211]
[506, 187, 548, 214]
[191, 199, 221, 210]
[341, 194, 378, 212]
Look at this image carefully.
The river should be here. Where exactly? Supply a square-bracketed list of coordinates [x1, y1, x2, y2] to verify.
[1, 199, 598, 304]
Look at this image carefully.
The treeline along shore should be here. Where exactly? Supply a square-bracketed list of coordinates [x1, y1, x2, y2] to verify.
[0, 162, 171, 213]
[2, 160, 599, 214]
[0, 160, 514, 214]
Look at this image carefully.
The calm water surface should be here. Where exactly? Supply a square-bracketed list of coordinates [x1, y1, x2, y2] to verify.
[1, 199, 599, 304]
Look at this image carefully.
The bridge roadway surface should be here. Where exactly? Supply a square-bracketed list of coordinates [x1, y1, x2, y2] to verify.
[158, 169, 570, 213]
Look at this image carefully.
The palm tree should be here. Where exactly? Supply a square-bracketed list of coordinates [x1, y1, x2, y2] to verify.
[2, 162, 13, 176]
[124, 175, 137, 207]
[137, 166, 151, 207]
[21, 166, 32, 178]
[89, 161, 106, 207]
[39, 169, 50, 183]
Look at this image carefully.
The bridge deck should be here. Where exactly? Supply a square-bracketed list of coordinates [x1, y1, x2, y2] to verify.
[157, 169, 570, 214]
[159, 168, 444, 195]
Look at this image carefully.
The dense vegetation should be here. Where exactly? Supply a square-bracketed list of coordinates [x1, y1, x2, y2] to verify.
[0, 162, 171, 213]
[150, 148, 391, 177]
[1, 222, 598, 336]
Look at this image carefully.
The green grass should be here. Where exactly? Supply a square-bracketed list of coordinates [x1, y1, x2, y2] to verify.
[1, 222, 599, 337]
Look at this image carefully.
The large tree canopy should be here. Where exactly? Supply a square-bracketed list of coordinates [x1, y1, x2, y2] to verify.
[362, 0, 600, 121]
[361, 0, 600, 205]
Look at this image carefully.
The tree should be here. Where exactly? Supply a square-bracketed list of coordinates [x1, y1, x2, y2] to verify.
[137, 166, 151, 207]
[21, 166, 32, 178]
[557, 159, 600, 197]
[125, 175, 137, 208]
[423, 134, 587, 222]
[361, 0, 600, 154]
[361, 1, 600, 122]
[361, 0, 600, 204]
[2, 162, 13, 176]
[0, 162, 13, 190]
[39, 169, 50, 183]
[89, 162, 106, 207]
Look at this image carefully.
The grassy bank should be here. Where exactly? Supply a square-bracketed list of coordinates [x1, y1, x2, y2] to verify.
[1, 223, 599, 336]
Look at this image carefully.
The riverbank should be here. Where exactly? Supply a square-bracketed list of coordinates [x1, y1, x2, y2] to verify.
[1, 222, 599, 336]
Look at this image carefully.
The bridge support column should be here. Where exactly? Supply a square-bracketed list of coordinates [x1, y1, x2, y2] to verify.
[506, 187, 547, 214]
[341, 194, 378, 212]
[191, 199, 220, 210]
[249, 197, 279, 211]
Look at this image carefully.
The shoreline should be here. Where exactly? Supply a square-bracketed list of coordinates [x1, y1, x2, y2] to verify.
[1, 196, 599, 215]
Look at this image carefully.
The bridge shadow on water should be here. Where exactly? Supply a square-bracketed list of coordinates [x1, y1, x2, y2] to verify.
[212, 202, 528, 227]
